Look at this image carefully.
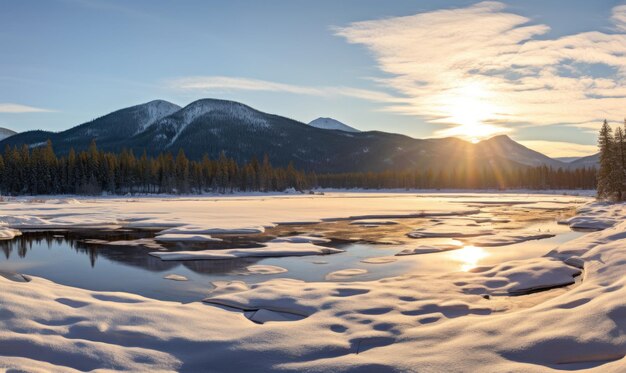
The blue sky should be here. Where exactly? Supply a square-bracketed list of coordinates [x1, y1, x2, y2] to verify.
[1, 0, 625, 157]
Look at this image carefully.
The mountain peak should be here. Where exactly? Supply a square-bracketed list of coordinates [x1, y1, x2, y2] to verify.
[308, 117, 360, 132]
[0, 127, 17, 141]
[178, 98, 268, 126]
[479, 134, 513, 143]
[133, 100, 181, 132]
[477, 134, 564, 168]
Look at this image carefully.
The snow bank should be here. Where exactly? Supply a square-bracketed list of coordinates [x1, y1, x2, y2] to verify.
[325, 268, 368, 280]
[396, 243, 463, 256]
[155, 234, 223, 242]
[149, 242, 343, 261]
[270, 235, 331, 244]
[163, 274, 188, 281]
[158, 225, 266, 235]
[0, 227, 21, 240]
[243, 265, 288, 275]
[468, 232, 555, 247]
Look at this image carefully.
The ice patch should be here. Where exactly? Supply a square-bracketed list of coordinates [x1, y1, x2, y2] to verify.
[163, 274, 188, 281]
[243, 265, 288, 275]
[468, 232, 555, 247]
[155, 234, 223, 242]
[150, 242, 343, 261]
[325, 269, 368, 280]
[270, 235, 330, 244]
[0, 227, 21, 240]
[158, 225, 265, 235]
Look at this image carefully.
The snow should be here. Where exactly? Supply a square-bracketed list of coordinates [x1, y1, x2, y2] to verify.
[0, 193, 490, 239]
[325, 268, 369, 280]
[396, 243, 463, 256]
[408, 227, 494, 238]
[270, 235, 331, 244]
[134, 100, 181, 133]
[350, 219, 399, 225]
[244, 265, 288, 275]
[158, 225, 266, 235]
[154, 234, 223, 242]
[360, 257, 397, 264]
[3, 193, 626, 372]
[0, 227, 21, 240]
[166, 99, 269, 146]
[468, 232, 555, 247]
[0, 126, 17, 141]
[163, 274, 188, 281]
[149, 242, 343, 261]
[308, 117, 360, 132]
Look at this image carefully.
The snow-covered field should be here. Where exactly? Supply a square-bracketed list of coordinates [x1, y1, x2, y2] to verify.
[1, 193, 625, 372]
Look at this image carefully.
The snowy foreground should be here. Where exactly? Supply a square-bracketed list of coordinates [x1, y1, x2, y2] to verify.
[0, 193, 625, 372]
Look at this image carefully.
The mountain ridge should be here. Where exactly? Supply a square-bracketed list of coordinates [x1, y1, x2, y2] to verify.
[0, 99, 597, 172]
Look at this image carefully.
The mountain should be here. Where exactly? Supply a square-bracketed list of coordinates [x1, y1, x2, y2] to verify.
[555, 157, 581, 163]
[1, 100, 181, 153]
[0, 98, 589, 173]
[568, 153, 599, 169]
[308, 117, 360, 132]
[475, 135, 566, 169]
[0, 127, 16, 141]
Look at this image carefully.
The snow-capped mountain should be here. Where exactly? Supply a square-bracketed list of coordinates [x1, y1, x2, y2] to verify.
[135, 100, 182, 133]
[308, 117, 359, 132]
[0, 127, 16, 141]
[0, 98, 593, 173]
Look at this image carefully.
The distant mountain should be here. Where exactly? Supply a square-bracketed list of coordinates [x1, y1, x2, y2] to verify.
[308, 117, 360, 132]
[0, 98, 591, 172]
[0, 127, 16, 141]
[568, 153, 599, 169]
[555, 157, 581, 163]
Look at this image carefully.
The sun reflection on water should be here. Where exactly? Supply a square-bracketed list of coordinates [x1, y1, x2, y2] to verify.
[448, 245, 488, 271]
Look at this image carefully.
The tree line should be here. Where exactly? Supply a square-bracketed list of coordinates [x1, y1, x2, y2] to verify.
[597, 120, 626, 200]
[0, 140, 597, 196]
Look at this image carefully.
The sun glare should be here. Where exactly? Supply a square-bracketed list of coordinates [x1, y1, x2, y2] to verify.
[434, 81, 508, 141]
[448, 245, 489, 272]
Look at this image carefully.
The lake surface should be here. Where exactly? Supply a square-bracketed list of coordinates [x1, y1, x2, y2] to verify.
[0, 210, 583, 303]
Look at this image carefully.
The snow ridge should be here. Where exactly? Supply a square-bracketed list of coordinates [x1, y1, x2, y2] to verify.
[167, 99, 269, 146]
[308, 117, 360, 132]
[134, 100, 181, 133]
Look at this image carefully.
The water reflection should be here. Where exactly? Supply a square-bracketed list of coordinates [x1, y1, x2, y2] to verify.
[0, 232, 262, 275]
[447, 245, 489, 271]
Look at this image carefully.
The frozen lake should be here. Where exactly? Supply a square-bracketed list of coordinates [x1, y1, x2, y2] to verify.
[0, 193, 586, 302]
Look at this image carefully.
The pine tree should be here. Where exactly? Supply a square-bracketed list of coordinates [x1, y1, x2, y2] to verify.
[597, 120, 615, 199]
[614, 125, 626, 200]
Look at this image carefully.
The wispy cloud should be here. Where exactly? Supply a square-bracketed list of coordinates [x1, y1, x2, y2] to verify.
[613, 5, 626, 32]
[167, 76, 400, 103]
[519, 140, 598, 158]
[0, 103, 54, 113]
[335, 1, 626, 138]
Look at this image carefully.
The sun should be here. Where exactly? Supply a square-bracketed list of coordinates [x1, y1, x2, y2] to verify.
[434, 81, 509, 141]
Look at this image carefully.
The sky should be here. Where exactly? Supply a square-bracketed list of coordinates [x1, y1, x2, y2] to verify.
[1, 0, 625, 157]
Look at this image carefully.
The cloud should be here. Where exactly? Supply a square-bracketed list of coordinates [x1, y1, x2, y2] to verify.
[168, 76, 400, 103]
[0, 103, 53, 113]
[519, 140, 598, 158]
[335, 1, 626, 139]
[613, 5, 626, 32]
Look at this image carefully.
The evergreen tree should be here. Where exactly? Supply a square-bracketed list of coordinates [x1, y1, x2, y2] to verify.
[597, 120, 615, 199]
